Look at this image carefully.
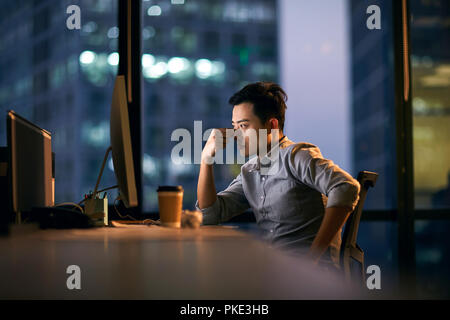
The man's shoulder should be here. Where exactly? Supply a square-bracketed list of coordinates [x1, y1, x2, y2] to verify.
[238, 140, 323, 175]
[284, 140, 322, 158]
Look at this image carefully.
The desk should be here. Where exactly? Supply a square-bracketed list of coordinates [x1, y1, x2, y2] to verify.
[0, 224, 357, 299]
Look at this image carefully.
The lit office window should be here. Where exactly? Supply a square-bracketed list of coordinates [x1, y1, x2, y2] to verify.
[141, 0, 279, 212]
[0, 0, 118, 205]
[203, 31, 220, 56]
[410, 0, 450, 210]
[171, 27, 197, 54]
[410, 0, 450, 299]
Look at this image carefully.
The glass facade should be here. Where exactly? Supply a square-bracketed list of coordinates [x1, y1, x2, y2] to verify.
[349, 0, 397, 210]
[140, 0, 278, 212]
[0, 0, 118, 204]
[415, 220, 450, 298]
[410, 0, 450, 209]
[410, 0, 450, 299]
[358, 221, 398, 293]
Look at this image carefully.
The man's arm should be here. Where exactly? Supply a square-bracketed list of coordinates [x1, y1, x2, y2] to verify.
[197, 128, 224, 209]
[308, 206, 352, 263]
[196, 129, 250, 224]
[288, 144, 360, 261]
[197, 161, 218, 209]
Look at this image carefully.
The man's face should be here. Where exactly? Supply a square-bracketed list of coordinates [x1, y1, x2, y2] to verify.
[232, 102, 273, 157]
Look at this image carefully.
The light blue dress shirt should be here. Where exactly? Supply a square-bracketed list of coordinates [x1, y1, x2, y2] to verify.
[196, 136, 360, 267]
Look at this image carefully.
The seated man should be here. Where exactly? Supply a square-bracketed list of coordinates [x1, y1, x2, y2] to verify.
[196, 82, 360, 270]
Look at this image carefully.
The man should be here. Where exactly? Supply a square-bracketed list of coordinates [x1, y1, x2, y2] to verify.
[196, 82, 360, 269]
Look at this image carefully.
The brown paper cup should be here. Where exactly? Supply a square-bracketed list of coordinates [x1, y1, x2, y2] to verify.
[157, 186, 183, 228]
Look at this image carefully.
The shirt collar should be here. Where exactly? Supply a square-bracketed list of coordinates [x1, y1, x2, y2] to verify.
[248, 135, 291, 172]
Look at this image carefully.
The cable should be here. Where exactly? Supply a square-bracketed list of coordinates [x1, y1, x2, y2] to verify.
[113, 196, 136, 221]
[143, 218, 160, 226]
[78, 185, 118, 205]
[112, 196, 159, 225]
[96, 185, 119, 194]
[53, 202, 84, 214]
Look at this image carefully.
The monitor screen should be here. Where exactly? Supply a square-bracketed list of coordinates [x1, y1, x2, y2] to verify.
[7, 110, 53, 213]
[110, 75, 138, 208]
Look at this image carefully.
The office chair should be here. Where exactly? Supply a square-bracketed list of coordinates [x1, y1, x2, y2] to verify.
[340, 170, 378, 285]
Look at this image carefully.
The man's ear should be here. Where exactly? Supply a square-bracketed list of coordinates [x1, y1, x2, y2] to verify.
[268, 118, 279, 130]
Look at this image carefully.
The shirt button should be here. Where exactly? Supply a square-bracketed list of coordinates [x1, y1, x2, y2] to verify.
[260, 196, 264, 200]
[270, 229, 273, 233]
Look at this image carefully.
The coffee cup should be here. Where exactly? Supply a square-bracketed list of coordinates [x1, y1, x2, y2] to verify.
[157, 186, 184, 228]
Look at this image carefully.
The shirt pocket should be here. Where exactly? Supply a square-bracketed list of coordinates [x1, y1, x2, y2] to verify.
[267, 179, 303, 222]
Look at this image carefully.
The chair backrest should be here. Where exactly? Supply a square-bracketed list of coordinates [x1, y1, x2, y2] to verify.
[340, 170, 378, 283]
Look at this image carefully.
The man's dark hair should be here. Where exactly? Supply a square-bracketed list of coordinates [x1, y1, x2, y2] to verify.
[228, 81, 288, 131]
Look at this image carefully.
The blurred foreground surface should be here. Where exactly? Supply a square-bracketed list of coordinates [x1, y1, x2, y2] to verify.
[0, 224, 366, 299]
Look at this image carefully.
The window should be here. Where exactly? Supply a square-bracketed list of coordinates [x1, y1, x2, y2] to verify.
[358, 221, 399, 292]
[410, 0, 450, 299]
[0, 0, 118, 205]
[415, 220, 450, 298]
[258, 35, 276, 59]
[410, 0, 450, 210]
[203, 31, 220, 57]
[349, 0, 397, 210]
[141, 0, 279, 212]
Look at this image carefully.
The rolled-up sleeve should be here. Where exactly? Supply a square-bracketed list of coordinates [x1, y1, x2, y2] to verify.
[195, 173, 250, 225]
[288, 144, 360, 210]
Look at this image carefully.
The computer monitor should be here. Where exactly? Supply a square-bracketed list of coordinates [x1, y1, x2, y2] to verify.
[7, 110, 54, 215]
[6, 75, 137, 220]
[109, 75, 138, 208]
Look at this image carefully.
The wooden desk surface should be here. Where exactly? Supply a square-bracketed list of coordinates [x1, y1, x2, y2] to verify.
[0, 224, 357, 299]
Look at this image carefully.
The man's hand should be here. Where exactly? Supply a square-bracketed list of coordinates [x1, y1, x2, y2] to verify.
[198, 128, 231, 209]
[201, 128, 233, 164]
[308, 206, 353, 264]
